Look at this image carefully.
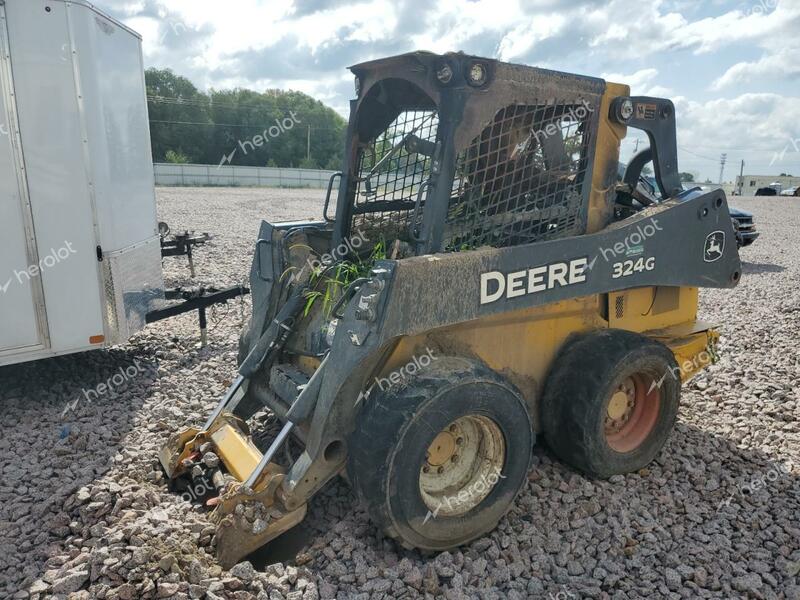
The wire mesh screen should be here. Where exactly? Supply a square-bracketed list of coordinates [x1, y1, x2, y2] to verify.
[445, 102, 593, 251]
[352, 110, 439, 238]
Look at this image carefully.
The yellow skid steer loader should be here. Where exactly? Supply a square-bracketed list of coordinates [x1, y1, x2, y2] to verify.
[160, 52, 741, 567]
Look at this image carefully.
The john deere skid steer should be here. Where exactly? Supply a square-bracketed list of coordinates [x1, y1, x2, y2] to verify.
[160, 52, 741, 567]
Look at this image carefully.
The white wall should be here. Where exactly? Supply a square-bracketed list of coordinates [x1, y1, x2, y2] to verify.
[155, 163, 337, 188]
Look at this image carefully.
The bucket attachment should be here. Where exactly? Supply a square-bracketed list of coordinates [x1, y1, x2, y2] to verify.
[159, 293, 322, 567]
[211, 474, 307, 569]
[158, 410, 307, 568]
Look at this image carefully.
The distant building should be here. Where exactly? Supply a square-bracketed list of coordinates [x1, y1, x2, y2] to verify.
[688, 182, 735, 196]
[735, 175, 800, 195]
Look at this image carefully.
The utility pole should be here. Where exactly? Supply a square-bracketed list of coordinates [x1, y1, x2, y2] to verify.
[718, 153, 727, 185]
[738, 160, 745, 195]
[307, 125, 311, 162]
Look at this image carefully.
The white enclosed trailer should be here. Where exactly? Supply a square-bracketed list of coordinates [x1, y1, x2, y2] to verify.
[0, 0, 163, 366]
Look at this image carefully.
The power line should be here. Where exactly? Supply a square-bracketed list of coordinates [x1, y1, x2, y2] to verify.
[683, 142, 769, 152]
[148, 119, 342, 132]
[629, 139, 787, 160]
[678, 146, 725, 162]
[147, 95, 326, 114]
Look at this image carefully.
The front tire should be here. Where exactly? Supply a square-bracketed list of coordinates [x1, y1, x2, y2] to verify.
[347, 356, 533, 551]
[541, 329, 681, 478]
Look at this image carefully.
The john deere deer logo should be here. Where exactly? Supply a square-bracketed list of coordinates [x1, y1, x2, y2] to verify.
[704, 231, 725, 263]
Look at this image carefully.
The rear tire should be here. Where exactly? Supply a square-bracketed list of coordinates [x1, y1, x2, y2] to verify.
[541, 329, 681, 478]
[347, 356, 533, 551]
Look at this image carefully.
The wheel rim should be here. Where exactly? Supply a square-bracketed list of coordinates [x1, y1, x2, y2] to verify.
[418, 415, 505, 517]
[604, 373, 661, 453]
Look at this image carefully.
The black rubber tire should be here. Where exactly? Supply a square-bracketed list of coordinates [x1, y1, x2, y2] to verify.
[541, 329, 681, 478]
[347, 356, 534, 551]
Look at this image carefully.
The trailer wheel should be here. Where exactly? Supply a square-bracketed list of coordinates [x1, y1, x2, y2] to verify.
[347, 357, 533, 551]
[541, 329, 681, 478]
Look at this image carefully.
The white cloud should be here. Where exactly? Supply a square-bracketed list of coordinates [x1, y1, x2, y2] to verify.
[712, 43, 800, 90]
[97, 0, 800, 179]
[674, 93, 800, 176]
[496, 15, 568, 61]
[601, 68, 657, 90]
[600, 69, 673, 98]
[587, 3, 687, 54]
[410, 0, 525, 53]
[677, 93, 800, 149]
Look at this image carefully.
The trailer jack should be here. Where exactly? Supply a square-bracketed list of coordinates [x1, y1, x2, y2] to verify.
[146, 286, 250, 346]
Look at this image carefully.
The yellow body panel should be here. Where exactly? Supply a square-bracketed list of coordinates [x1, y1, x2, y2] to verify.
[654, 327, 719, 383]
[386, 296, 606, 412]
[609, 287, 699, 332]
[381, 286, 714, 431]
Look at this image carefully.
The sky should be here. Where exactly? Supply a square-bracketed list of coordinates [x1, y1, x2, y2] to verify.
[102, 0, 799, 182]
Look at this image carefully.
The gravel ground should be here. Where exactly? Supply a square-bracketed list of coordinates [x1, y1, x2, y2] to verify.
[1, 188, 798, 600]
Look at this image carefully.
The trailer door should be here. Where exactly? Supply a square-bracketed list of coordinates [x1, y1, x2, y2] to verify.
[0, 13, 46, 354]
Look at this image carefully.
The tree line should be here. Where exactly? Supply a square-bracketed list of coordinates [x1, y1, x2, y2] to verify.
[146, 68, 347, 170]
